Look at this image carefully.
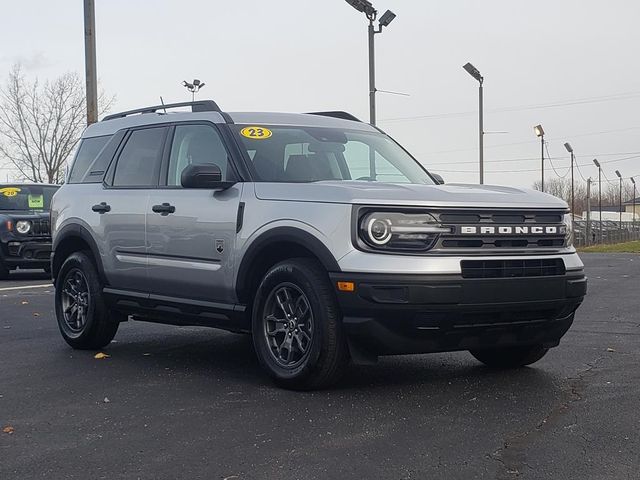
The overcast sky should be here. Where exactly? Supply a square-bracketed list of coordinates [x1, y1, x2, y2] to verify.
[2, 0, 640, 188]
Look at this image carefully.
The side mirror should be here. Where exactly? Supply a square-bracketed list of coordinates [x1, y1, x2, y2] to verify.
[431, 173, 444, 185]
[181, 164, 234, 190]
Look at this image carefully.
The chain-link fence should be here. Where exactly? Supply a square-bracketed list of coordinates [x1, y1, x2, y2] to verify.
[573, 220, 640, 247]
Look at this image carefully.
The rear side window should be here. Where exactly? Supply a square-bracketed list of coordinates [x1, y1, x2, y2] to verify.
[67, 135, 110, 183]
[112, 127, 167, 187]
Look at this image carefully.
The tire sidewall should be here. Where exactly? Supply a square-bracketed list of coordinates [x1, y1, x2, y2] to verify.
[55, 251, 104, 346]
[252, 261, 331, 382]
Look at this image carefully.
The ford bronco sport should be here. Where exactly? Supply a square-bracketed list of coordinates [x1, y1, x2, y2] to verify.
[0, 183, 58, 278]
[50, 100, 586, 389]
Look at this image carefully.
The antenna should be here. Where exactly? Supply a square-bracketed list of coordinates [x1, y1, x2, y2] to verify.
[159, 96, 167, 114]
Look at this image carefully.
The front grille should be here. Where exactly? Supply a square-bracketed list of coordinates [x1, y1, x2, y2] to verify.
[433, 209, 567, 254]
[30, 218, 51, 236]
[461, 258, 566, 279]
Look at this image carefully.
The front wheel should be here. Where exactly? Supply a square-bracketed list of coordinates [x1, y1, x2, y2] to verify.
[470, 344, 549, 368]
[55, 251, 120, 350]
[252, 258, 349, 390]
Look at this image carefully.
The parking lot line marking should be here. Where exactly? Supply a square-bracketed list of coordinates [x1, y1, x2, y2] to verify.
[0, 284, 53, 292]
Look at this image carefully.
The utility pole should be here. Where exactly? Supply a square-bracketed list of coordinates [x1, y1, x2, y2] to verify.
[586, 179, 592, 241]
[83, 0, 98, 125]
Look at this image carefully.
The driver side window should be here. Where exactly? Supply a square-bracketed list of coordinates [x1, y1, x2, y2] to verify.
[168, 124, 232, 186]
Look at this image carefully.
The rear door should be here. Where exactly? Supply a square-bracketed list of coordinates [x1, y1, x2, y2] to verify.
[146, 123, 242, 303]
[97, 126, 168, 292]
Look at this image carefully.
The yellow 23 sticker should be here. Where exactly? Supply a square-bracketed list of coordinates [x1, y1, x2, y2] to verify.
[240, 126, 272, 140]
[0, 187, 21, 197]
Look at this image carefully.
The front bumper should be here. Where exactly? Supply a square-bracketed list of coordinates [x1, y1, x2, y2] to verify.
[330, 270, 586, 358]
[1, 237, 52, 269]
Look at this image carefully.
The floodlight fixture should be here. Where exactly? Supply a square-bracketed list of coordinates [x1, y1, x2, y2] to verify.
[631, 177, 636, 185]
[534, 124, 545, 137]
[615, 170, 622, 178]
[593, 159, 600, 168]
[463, 62, 483, 83]
[183, 78, 206, 101]
[345, 0, 377, 18]
[379, 10, 396, 27]
[564, 142, 573, 153]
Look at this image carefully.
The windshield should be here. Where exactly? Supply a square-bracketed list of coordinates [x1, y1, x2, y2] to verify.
[0, 185, 59, 212]
[232, 125, 435, 185]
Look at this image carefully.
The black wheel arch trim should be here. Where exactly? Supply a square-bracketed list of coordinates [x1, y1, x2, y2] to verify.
[235, 226, 341, 302]
[52, 222, 106, 285]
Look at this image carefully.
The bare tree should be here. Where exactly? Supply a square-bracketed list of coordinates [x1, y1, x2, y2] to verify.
[533, 177, 635, 215]
[0, 65, 112, 184]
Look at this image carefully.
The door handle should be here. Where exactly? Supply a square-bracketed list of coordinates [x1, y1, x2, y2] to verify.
[152, 203, 176, 215]
[91, 202, 111, 214]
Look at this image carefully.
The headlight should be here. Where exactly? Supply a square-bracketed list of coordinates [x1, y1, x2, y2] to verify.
[359, 211, 450, 252]
[563, 213, 573, 246]
[16, 220, 32, 234]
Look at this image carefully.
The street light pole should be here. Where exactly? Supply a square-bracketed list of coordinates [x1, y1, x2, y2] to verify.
[631, 177, 637, 238]
[345, 1, 396, 126]
[83, 0, 98, 125]
[534, 125, 545, 192]
[463, 63, 484, 184]
[594, 159, 602, 243]
[368, 19, 376, 125]
[479, 80, 484, 185]
[586, 178, 592, 245]
[564, 143, 574, 222]
[615, 170, 623, 230]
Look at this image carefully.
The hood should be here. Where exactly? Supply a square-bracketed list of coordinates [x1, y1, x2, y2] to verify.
[254, 181, 568, 210]
[0, 210, 50, 219]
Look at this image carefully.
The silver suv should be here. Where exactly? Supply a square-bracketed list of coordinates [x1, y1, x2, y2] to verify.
[51, 100, 587, 389]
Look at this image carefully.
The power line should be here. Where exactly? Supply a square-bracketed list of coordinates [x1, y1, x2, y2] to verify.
[380, 90, 640, 123]
[420, 125, 640, 155]
[544, 142, 570, 178]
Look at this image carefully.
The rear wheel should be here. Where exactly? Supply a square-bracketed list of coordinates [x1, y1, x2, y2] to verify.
[55, 251, 120, 350]
[470, 344, 549, 368]
[252, 258, 349, 390]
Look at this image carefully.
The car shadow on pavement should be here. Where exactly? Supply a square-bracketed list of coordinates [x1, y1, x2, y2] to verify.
[4, 270, 51, 282]
[78, 323, 562, 399]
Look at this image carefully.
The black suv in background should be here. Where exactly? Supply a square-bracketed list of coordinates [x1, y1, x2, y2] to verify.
[0, 184, 59, 279]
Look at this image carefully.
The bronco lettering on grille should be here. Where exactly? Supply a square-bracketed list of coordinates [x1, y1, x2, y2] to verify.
[458, 226, 563, 235]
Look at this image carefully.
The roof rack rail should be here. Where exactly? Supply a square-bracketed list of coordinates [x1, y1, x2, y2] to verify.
[307, 111, 362, 123]
[102, 100, 222, 121]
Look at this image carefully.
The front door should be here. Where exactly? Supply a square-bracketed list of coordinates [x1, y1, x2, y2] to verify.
[98, 126, 168, 292]
[146, 123, 242, 303]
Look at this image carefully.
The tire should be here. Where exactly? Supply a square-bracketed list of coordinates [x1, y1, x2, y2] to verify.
[54, 251, 120, 350]
[252, 258, 349, 390]
[0, 259, 9, 280]
[470, 344, 549, 369]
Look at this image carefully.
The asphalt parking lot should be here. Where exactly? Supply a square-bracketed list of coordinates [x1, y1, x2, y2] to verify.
[0, 253, 638, 480]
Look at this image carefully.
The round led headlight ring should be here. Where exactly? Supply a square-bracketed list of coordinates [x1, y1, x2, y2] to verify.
[367, 217, 392, 245]
[16, 220, 32, 234]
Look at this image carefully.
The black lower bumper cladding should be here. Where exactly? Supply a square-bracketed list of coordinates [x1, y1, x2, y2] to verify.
[330, 270, 587, 357]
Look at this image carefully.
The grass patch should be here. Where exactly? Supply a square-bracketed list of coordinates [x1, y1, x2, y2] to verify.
[578, 240, 640, 253]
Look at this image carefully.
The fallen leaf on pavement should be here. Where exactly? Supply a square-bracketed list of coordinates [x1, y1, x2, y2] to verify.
[33, 312, 40, 317]
[94, 352, 110, 359]
[21, 301, 28, 305]
[607, 347, 615, 352]
[103, 397, 110, 403]
[2, 426, 15, 434]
